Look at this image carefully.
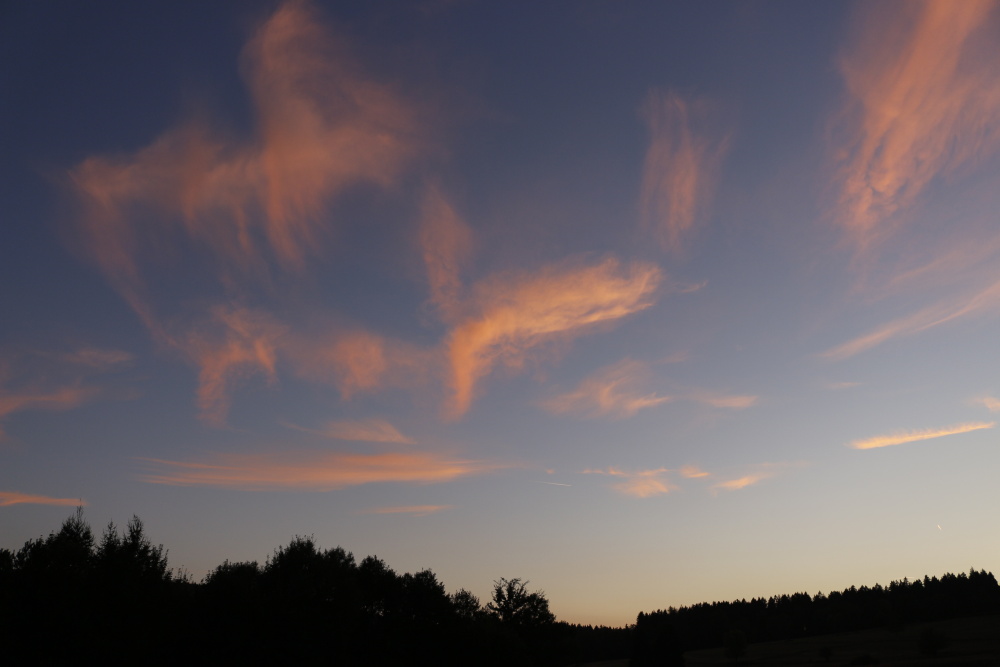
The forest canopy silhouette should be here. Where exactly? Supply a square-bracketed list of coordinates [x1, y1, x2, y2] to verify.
[2, 510, 998, 665]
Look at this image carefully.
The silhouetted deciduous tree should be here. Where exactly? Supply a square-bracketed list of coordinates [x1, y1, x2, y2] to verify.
[486, 577, 555, 627]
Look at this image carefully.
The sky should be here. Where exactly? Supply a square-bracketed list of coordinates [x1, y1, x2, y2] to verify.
[2, 0, 1000, 627]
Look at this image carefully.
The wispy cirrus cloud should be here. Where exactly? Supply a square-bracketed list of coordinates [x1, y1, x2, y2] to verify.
[0, 491, 85, 507]
[0, 347, 138, 436]
[686, 391, 757, 409]
[420, 184, 473, 324]
[287, 328, 435, 400]
[68, 0, 426, 395]
[70, 0, 421, 294]
[584, 467, 676, 498]
[0, 386, 99, 437]
[833, 0, 1000, 247]
[541, 359, 755, 419]
[822, 277, 1000, 359]
[138, 449, 502, 491]
[640, 89, 731, 254]
[446, 257, 661, 418]
[293, 418, 416, 444]
[711, 462, 805, 493]
[679, 465, 710, 479]
[978, 396, 1000, 413]
[848, 421, 994, 450]
[182, 306, 286, 425]
[363, 504, 452, 516]
[542, 359, 671, 419]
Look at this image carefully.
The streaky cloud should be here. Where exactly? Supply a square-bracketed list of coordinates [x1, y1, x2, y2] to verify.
[138, 449, 502, 491]
[363, 504, 452, 516]
[640, 89, 730, 254]
[68, 0, 424, 353]
[542, 359, 671, 419]
[711, 462, 805, 493]
[0, 385, 99, 437]
[320, 418, 416, 444]
[584, 467, 676, 498]
[420, 184, 473, 324]
[849, 421, 995, 450]
[287, 328, 435, 400]
[822, 277, 1000, 359]
[446, 257, 661, 418]
[979, 396, 1000, 413]
[679, 465, 710, 479]
[183, 305, 286, 425]
[0, 491, 85, 507]
[834, 0, 1000, 247]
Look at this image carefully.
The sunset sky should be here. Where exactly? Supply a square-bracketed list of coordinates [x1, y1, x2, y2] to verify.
[3, 0, 1000, 626]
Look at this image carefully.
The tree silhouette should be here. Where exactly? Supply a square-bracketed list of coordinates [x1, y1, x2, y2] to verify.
[486, 577, 555, 627]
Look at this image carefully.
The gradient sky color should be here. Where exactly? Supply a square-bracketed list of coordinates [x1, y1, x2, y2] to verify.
[3, 0, 1000, 626]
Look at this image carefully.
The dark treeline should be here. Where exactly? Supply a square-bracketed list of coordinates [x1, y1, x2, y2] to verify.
[0, 509, 627, 665]
[2, 510, 998, 665]
[633, 568, 1000, 665]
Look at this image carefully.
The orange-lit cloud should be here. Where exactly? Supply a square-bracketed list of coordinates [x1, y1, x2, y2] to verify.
[421, 184, 473, 324]
[822, 277, 1000, 359]
[182, 306, 286, 425]
[542, 359, 671, 418]
[0, 491, 85, 507]
[446, 258, 661, 417]
[138, 449, 501, 491]
[979, 396, 1000, 413]
[848, 421, 995, 450]
[834, 0, 1000, 246]
[0, 386, 99, 437]
[363, 504, 452, 516]
[69, 0, 422, 325]
[584, 467, 676, 498]
[711, 462, 805, 493]
[686, 391, 757, 409]
[315, 418, 416, 444]
[288, 328, 435, 400]
[679, 465, 710, 479]
[640, 90, 730, 254]
[712, 474, 770, 492]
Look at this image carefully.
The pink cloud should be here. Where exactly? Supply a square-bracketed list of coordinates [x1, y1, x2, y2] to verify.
[138, 449, 502, 490]
[0, 491, 85, 507]
[640, 90, 731, 254]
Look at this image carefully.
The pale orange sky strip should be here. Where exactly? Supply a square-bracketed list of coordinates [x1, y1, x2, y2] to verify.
[849, 421, 995, 450]
[0, 491, 86, 507]
[640, 89, 730, 254]
[138, 450, 501, 490]
[836, 0, 1000, 245]
[446, 258, 661, 417]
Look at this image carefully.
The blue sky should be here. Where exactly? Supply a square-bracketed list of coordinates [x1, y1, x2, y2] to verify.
[3, 0, 1000, 626]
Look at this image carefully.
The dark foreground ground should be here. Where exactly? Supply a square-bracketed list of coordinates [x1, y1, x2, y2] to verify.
[578, 614, 1000, 667]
